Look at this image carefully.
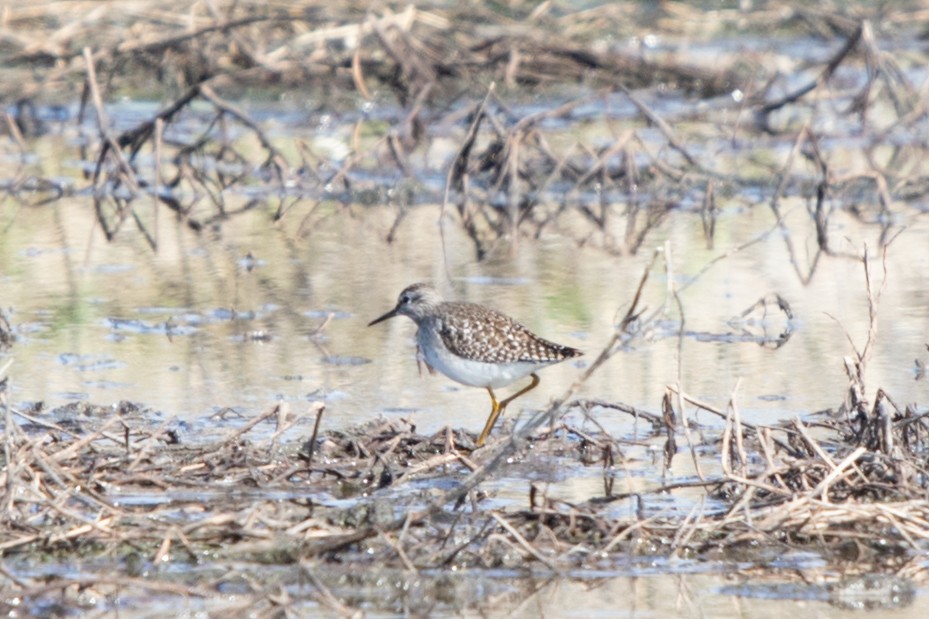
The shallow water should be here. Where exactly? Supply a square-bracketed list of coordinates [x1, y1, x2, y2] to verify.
[3, 52, 929, 614]
[4, 191, 926, 442]
[8, 560, 922, 617]
[4, 167, 928, 615]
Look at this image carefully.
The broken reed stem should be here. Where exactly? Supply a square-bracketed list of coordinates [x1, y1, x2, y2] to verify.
[303, 403, 326, 468]
[759, 22, 863, 117]
[811, 446, 867, 502]
[440, 81, 495, 272]
[219, 403, 282, 445]
[618, 83, 699, 170]
[769, 124, 820, 285]
[792, 418, 837, 468]
[729, 378, 746, 476]
[666, 240, 704, 482]
[83, 47, 139, 193]
[856, 240, 896, 375]
[153, 116, 163, 251]
[720, 399, 733, 477]
[758, 427, 786, 490]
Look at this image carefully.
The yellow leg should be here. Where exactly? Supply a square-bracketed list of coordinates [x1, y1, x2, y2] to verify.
[476, 388, 501, 447]
[475, 373, 541, 446]
[499, 373, 541, 410]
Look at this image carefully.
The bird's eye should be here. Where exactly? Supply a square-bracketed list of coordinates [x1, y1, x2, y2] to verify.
[401, 295, 410, 304]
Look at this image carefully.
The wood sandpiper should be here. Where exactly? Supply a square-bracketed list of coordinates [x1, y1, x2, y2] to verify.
[368, 283, 583, 446]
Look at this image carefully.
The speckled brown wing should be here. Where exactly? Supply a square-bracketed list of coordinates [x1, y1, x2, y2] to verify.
[436, 302, 581, 364]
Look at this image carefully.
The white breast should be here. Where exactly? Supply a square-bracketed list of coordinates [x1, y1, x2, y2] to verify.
[417, 321, 549, 389]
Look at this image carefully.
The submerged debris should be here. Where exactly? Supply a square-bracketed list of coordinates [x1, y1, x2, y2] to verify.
[2, 350, 928, 614]
[2, 243, 926, 615]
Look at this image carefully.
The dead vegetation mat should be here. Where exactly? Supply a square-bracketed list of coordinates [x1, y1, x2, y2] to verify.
[1, 229, 927, 615]
[2, 368, 928, 613]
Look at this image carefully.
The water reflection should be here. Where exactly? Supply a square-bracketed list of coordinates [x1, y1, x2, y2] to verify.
[1, 157, 927, 619]
[2, 198, 927, 441]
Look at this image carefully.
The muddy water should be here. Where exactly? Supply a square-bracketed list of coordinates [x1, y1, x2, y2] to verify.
[3, 106, 929, 615]
[4, 191, 926, 441]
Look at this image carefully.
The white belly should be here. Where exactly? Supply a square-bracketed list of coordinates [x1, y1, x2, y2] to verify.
[418, 324, 547, 389]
